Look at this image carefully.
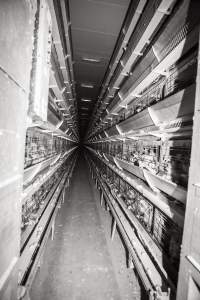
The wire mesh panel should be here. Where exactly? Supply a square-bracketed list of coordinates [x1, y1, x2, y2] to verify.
[153, 208, 182, 268]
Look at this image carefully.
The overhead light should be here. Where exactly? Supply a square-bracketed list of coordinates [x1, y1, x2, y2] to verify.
[55, 99, 65, 103]
[65, 128, 70, 134]
[131, 93, 142, 98]
[61, 87, 66, 93]
[80, 107, 89, 110]
[81, 83, 94, 88]
[82, 57, 101, 63]
[81, 98, 92, 102]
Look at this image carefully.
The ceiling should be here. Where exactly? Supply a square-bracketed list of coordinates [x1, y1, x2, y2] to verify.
[69, 0, 130, 137]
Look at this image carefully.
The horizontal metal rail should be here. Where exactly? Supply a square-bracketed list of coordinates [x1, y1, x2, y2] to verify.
[17, 153, 78, 294]
[86, 153, 173, 299]
[87, 147, 184, 227]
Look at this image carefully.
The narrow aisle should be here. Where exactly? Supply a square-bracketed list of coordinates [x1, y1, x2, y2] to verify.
[30, 156, 121, 300]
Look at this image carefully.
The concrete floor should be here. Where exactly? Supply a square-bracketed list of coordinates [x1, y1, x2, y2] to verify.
[30, 156, 141, 300]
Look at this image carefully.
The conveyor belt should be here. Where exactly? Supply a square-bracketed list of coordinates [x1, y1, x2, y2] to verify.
[30, 156, 134, 300]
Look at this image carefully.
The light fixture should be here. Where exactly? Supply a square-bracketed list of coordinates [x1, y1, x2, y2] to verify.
[61, 87, 66, 93]
[81, 98, 92, 102]
[65, 128, 70, 134]
[81, 83, 94, 88]
[131, 93, 142, 98]
[80, 107, 89, 110]
[55, 99, 65, 103]
[82, 57, 101, 63]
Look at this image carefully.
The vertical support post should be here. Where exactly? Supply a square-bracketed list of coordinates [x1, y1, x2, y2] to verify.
[177, 26, 200, 300]
[51, 218, 55, 241]
[97, 181, 100, 190]
[128, 252, 134, 269]
[100, 192, 104, 207]
[38, 249, 44, 269]
[151, 207, 155, 234]
[111, 218, 117, 241]
[62, 187, 65, 203]
[105, 201, 110, 212]
[58, 199, 61, 209]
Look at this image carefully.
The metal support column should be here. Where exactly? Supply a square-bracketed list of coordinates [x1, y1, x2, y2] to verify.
[100, 192, 104, 207]
[177, 26, 200, 300]
[111, 218, 117, 241]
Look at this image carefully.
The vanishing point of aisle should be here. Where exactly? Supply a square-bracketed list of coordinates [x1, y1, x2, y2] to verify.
[30, 156, 139, 300]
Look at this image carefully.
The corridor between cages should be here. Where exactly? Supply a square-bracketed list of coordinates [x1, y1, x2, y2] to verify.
[30, 155, 140, 300]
